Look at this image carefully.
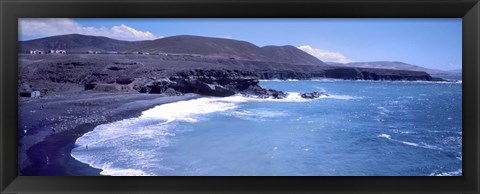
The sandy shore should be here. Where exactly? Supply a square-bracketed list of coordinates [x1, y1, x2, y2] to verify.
[18, 91, 200, 175]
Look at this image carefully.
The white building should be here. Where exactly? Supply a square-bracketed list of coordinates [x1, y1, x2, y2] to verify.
[20, 91, 41, 98]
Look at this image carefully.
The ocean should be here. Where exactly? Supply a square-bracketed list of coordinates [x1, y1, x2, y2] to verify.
[71, 79, 462, 176]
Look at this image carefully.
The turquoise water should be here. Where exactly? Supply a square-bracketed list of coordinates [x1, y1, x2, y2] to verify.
[71, 80, 462, 176]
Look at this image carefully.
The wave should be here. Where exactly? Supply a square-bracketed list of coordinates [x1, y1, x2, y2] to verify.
[71, 115, 174, 176]
[232, 110, 287, 118]
[456, 152, 462, 161]
[99, 162, 151, 176]
[401, 141, 419, 147]
[392, 130, 418, 135]
[427, 130, 462, 135]
[222, 93, 357, 103]
[377, 106, 390, 115]
[73, 118, 171, 147]
[326, 94, 359, 100]
[378, 134, 392, 139]
[141, 97, 238, 123]
[227, 109, 288, 121]
[429, 169, 462, 176]
[377, 133, 442, 150]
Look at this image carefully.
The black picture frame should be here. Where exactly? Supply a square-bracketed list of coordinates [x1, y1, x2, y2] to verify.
[1, 0, 479, 193]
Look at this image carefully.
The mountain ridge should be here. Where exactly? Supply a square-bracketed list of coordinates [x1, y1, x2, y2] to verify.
[19, 34, 329, 67]
[18, 34, 146, 52]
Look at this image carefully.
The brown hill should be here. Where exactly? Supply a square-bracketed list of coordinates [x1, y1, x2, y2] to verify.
[19, 34, 144, 53]
[19, 34, 330, 66]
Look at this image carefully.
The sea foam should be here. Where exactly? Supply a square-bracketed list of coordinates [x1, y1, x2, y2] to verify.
[430, 169, 462, 176]
[141, 97, 238, 123]
[378, 133, 441, 150]
[99, 162, 151, 176]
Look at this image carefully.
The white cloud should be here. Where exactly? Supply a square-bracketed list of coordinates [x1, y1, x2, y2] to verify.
[297, 45, 353, 64]
[19, 18, 160, 41]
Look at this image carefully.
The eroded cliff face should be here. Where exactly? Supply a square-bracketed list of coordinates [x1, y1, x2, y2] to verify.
[323, 68, 433, 81]
[126, 69, 288, 98]
[82, 68, 432, 99]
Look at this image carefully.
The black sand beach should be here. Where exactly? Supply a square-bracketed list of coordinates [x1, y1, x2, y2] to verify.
[19, 91, 200, 175]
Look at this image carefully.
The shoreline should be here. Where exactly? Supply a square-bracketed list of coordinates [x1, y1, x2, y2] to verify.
[19, 92, 200, 176]
[18, 79, 462, 176]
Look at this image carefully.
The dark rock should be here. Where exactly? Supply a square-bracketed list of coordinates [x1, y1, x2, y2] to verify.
[163, 88, 183, 96]
[300, 91, 328, 99]
[108, 66, 125, 71]
[115, 78, 134, 85]
[323, 67, 434, 81]
[173, 78, 236, 97]
[138, 87, 150, 93]
[324, 68, 363, 80]
[145, 79, 175, 94]
[241, 85, 287, 99]
[84, 83, 96, 90]
[135, 69, 290, 98]
[148, 85, 162, 94]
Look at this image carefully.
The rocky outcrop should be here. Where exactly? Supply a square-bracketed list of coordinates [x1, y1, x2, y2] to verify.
[240, 85, 287, 99]
[300, 92, 328, 99]
[253, 68, 437, 81]
[323, 68, 434, 81]
[82, 68, 446, 99]
[128, 69, 288, 98]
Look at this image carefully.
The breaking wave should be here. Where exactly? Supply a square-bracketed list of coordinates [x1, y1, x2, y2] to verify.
[377, 134, 441, 150]
[430, 169, 462, 176]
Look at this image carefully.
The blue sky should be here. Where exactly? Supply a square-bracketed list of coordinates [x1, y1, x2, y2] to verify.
[19, 18, 462, 70]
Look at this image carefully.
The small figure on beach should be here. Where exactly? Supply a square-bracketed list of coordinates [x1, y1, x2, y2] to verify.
[40, 105, 44, 109]
[86, 144, 88, 149]
[51, 127, 55, 133]
[24, 129, 27, 135]
[45, 155, 49, 165]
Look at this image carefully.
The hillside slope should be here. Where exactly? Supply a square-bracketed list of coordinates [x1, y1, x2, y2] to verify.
[19, 34, 144, 53]
[20, 34, 330, 66]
